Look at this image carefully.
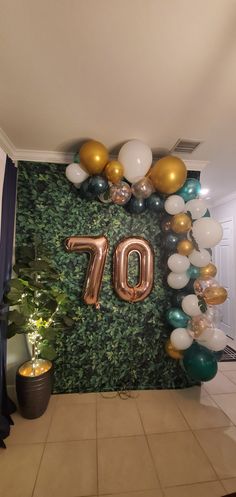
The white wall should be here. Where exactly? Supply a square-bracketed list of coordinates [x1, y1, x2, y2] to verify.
[0, 147, 29, 388]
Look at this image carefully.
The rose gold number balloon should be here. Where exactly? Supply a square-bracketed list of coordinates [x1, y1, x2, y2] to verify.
[113, 237, 154, 302]
[65, 236, 109, 306]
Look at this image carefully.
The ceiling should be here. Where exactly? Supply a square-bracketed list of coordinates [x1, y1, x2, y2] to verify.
[0, 0, 236, 201]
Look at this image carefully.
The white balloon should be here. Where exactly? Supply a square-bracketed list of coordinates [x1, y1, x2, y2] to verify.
[170, 328, 193, 350]
[164, 195, 185, 215]
[185, 199, 207, 219]
[167, 272, 190, 289]
[198, 327, 227, 351]
[118, 140, 152, 183]
[167, 254, 190, 273]
[196, 327, 214, 345]
[192, 218, 223, 248]
[188, 248, 211, 267]
[66, 163, 89, 184]
[182, 294, 202, 317]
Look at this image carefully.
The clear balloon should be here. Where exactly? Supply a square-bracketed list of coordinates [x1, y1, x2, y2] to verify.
[65, 162, 89, 184]
[164, 195, 185, 215]
[185, 199, 207, 219]
[193, 277, 219, 296]
[131, 177, 154, 199]
[188, 248, 211, 268]
[170, 328, 193, 350]
[118, 140, 152, 183]
[182, 294, 202, 317]
[110, 181, 131, 205]
[188, 314, 213, 338]
[192, 218, 223, 248]
[167, 272, 190, 289]
[167, 254, 190, 273]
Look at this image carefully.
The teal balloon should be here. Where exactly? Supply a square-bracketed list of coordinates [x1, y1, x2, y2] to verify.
[146, 193, 164, 213]
[166, 308, 189, 328]
[183, 342, 218, 381]
[187, 265, 200, 279]
[127, 197, 146, 214]
[203, 209, 211, 217]
[79, 178, 96, 199]
[88, 175, 108, 195]
[176, 178, 201, 201]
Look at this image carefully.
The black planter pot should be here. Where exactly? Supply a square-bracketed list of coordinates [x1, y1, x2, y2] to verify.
[16, 360, 53, 419]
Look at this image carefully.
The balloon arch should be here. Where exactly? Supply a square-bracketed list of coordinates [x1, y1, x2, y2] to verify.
[65, 139, 227, 384]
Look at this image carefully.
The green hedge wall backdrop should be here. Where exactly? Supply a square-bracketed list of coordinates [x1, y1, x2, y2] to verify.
[15, 162, 196, 393]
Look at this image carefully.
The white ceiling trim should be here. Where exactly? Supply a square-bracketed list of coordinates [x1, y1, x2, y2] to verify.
[0, 127, 208, 170]
[210, 191, 236, 208]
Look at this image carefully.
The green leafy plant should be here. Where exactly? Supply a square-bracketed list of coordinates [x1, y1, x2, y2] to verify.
[5, 240, 74, 372]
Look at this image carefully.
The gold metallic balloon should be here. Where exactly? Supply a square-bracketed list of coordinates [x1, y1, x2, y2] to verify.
[177, 239, 194, 256]
[200, 263, 217, 280]
[105, 160, 124, 184]
[65, 235, 109, 306]
[170, 213, 192, 233]
[113, 237, 154, 302]
[19, 359, 52, 377]
[149, 155, 187, 194]
[165, 339, 183, 360]
[79, 140, 109, 175]
[203, 286, 228, 305]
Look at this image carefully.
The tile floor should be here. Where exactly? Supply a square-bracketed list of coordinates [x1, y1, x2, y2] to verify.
[2, 361, 236, 496]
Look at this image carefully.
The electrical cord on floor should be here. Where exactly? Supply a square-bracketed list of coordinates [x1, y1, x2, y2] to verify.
[100, 390, 139, 400]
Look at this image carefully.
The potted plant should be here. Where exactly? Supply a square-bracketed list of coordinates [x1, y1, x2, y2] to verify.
[5, 242, 74, 419]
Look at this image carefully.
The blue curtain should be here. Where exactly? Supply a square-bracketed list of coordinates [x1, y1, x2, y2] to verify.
[0, 156, 17, 448]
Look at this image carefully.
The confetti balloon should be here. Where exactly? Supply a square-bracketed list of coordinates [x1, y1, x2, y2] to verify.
[110, 181, 131, 205]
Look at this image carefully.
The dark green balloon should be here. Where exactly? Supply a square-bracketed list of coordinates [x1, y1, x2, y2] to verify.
[184, 279, 195, 293]
[183, 342, 218, 381]
[187, 265, 200, 279]
[162, 233, 179, 251]
[88, 175, 108, 195]
[127, 197, 146, 214]
[203, 209, 211, 217]
[166, 307, 189, 328]
[79, 178, 96, 199]
[176, 178, 201, 201]
[171, 291, 189, 307]
[146, 193, 164, 213]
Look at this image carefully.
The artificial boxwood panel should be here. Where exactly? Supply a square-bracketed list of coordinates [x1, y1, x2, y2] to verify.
[16, 162, 195, 393]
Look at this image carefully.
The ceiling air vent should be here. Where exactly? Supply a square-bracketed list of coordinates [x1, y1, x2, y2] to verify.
[171, 139, 202, 154]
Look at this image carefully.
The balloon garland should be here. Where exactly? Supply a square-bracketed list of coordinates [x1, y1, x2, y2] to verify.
[65, 139, 227, 383]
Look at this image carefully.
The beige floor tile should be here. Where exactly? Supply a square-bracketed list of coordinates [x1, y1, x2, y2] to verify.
[56, 392, 96, 405]
[0, 444, 43, 497]
[148, 431, 216, 487]
[97, 399, 143, 438]
[203, 372, 236, 395]
[33, 440, 97, 497]
[211, 393, 236, 425]
[172, 388, 231, 429]
[195, 427, 236, 479]
[8, 396, 57, 445]
[47, 403, 96, 442]
[98, 436, 160, 495]
[104, 492, 163, 497]
[97, 391, 137, 401]
[223, 370, 236, 385]
[136, 391, 188, 434]
[219, 361, 236, 372]
[221, 477, 236, 493]
[163, 481, 225, 497]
